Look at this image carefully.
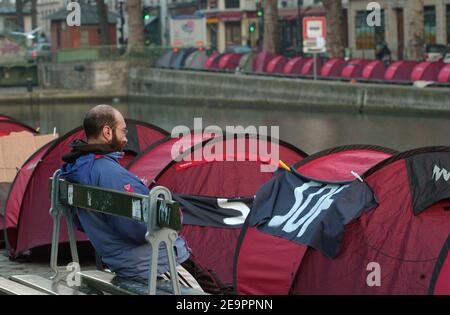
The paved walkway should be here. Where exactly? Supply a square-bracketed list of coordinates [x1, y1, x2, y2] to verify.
[0, 249, 51, 278]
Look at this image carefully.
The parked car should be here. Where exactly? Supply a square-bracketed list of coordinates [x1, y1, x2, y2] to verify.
[424, 44, 447, 62]
[26, 43, 52, 63]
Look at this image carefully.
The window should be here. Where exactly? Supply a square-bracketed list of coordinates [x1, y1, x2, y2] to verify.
[355, 10, 385, 50]
[208, 0, 218, 9]
[225, 21, 241, 47]
[424, 6, 436, 44]
[225, 0, 239, 9]
[447, 5, 450, 44]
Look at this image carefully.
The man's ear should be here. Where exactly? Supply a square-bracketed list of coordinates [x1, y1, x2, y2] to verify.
[102, 125, 112, 141]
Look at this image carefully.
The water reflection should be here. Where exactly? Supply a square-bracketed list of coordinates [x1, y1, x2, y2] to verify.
[0, 100, 449, 154]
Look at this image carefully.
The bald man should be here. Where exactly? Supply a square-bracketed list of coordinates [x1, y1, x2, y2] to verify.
[60, 105, 197, 287]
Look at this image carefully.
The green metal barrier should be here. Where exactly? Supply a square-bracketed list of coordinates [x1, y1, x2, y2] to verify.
[0, 64, 37, 87]
[49, 170, 183, 295]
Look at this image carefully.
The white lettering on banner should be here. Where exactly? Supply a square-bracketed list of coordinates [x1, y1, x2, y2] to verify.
[268, 183, 348, 238]
[433, 165, 450, 182]
[220, 199, 251, 226]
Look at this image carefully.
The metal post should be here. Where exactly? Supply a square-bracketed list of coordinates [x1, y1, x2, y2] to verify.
[160, 0, 168, 46]
[146, 186, 181, 295]
[313, 52, 317, 80]
[49, 170, 62, 280]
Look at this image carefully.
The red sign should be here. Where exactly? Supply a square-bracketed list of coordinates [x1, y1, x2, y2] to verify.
[303, 17, 326, 40]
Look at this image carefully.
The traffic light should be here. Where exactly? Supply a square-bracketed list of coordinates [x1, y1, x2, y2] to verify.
[249, 22, 256, 33]
[143, 6, 151, 22]
[256, 2, 263, 17]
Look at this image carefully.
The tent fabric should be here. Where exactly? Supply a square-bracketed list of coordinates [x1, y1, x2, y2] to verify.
[127, 134, 307, 289]
[170, 48, 197, 69]
[0, 120, 37, 137]
[238, 53, 256, 73]
[156, 50, 177, 68]
[294, 145, 397, 183]
[127, 133, 213, 185]
[184, 50, 208, 70]
[234, 171, 376, 295]
[292, 148, 450, 295]
[3, 120, 168, 258]
[159, 136, 307, 288]
[0, 115, 16, 121]
[235, 147, 449, 295]
[429, 234, 450, 295]
[4, 128, 84, 257]
[234, 145, 397, 295]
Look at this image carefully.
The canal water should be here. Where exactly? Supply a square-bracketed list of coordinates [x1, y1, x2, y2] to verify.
[0, 100, 449, 154]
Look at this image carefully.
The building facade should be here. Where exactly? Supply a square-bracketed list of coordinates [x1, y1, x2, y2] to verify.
[0, 0, 31, 35]
[36, 0, 68, 38]
[347, 0, 450, 60]
[47, 2, 117, 51]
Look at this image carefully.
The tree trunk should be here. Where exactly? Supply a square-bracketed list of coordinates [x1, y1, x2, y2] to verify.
[263, 0, 280, 54]
[96, 0, 111, 46]
[406, 0, 425, 60]
[127, 0, 145, 53]
[322, 0, 346, 58]
[31, 0, 38, 30]
[15, 0, 25, 32]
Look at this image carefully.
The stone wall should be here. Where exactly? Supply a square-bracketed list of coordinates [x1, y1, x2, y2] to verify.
[129, 68, 450, 115]
[38, 60, 129, 95]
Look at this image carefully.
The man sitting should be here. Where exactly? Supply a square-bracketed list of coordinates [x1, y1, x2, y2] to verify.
[60, 105, 199, 289]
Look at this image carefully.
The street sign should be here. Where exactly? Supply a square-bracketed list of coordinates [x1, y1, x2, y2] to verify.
[303, 16, 327, 40]
[303, 37, 327, 54]
[303, 17, 327, 53]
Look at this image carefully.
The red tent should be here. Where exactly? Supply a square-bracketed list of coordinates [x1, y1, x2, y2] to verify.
[341, 59, 372, 79]
[218, 53, 242, 70]
[362, 61, 386, 80]
[300, 58, 321, 76]
[204, 52, 221, 70]
[294, 145, 397, 182]
[0, 120, 37, 137]
[384, 61, 418, 81]
[0, 114, 16, 121]
[411, 61, 444, 81]
[2, 120, 168, 258]
[292, 147, 450, 295]
[283, 57, 308, 75]
[253, 52, 274, 73]
[321, 58, 347, 77]
[437, 64, 450, 83]
[234, 145, 398, 295]
[128, 134, 307, 291]
[265, 56, 289, 74]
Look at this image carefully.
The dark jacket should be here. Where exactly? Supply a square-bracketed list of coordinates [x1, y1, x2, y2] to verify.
[60, 140, 190, 280]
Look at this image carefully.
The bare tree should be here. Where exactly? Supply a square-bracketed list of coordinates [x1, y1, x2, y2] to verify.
[406, 0, 425, 60]
[15, 0, 25, 32]
[322, 0, 346, 58]
[97, 0, 111, 46]
[31, 0, 38, 30]
[127, 0, 145, 52]
[263, 0, 280, 54]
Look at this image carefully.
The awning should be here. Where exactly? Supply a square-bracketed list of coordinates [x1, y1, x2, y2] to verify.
[278, 6, 325, 20]
[218, 11, 242, 22]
